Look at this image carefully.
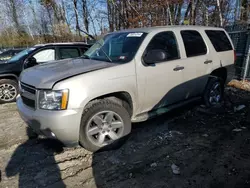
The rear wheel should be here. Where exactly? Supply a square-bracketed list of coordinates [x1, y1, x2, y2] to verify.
[0, 79, 18, 104]
[203, 77, 224, 107]
[79, 98, 131, 152]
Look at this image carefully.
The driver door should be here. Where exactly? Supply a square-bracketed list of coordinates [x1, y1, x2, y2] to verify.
[24, 48, 56, 69]
[32, 48, 55, 63]
[136, 31, 185, 113]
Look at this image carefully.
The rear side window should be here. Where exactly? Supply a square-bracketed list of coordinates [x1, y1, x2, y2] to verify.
[181, 30, 207, 57]
[59, 48, 80, 59]
[205, 30, 233, 52]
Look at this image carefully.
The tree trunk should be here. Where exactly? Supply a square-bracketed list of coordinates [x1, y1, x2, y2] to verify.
[82, 0, 89, 33]
[216, 0, 223, 27]
[9, 0, 20, 34]
[73, 0, 81, 36]
[241, 0, 248, 22]
[184, 2, 191, 24]
[167, 2, 173, 25]
[29, 0, 41, 36]
[107, 0, 114, 32]
[190, 0, 196, 25]
[61, 0, 72, 34]
[175, 3, 182, 25]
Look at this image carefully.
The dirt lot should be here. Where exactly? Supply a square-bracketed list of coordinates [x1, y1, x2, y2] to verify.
[1, 87, 250, 188]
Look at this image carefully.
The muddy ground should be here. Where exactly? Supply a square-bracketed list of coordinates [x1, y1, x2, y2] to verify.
[0, 87, 250, 188]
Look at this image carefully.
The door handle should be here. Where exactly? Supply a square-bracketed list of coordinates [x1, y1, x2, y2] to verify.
[173, 66, 184, 71]
[204, 60, 213, 64]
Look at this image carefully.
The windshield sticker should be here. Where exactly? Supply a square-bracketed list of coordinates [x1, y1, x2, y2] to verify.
[127, 33, 143, 37]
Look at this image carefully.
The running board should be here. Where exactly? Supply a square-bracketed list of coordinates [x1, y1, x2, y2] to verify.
[132, 96, 201, 123]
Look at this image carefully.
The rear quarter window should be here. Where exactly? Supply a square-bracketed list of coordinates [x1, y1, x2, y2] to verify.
[205, 30, 233, 52]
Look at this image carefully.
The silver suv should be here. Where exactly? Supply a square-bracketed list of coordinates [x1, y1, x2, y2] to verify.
[17, 26, 235, 152]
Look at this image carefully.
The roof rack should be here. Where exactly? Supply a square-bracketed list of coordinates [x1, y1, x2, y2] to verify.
[34, 42, 89, 47]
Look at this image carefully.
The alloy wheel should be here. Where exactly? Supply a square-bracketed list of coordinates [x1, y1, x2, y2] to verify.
[86, 111, 125, 147]
[0, 83, 17, 102]
[208, 82, 222, 105]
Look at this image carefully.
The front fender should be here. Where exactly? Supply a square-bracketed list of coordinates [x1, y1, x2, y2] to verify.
[80, 77, 137, 112]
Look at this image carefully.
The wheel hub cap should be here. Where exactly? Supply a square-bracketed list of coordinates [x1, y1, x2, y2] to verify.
[86, 111, 124, 147]
[209, 83, 221, 105]
[0, 84, 17, 102]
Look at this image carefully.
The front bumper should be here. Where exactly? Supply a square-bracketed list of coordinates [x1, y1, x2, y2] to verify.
[16, 96, 83, 146]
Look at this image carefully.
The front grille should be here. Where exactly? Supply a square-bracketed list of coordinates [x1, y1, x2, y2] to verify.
[20, 83, 36, 94]
[21, 96, 35, 108]
[20, 82, 36, 109]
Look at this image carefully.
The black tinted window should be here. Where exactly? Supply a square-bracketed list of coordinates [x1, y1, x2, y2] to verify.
[146, 31, 179, 62]
[205, 30, 233, 52]
[59, 48, 80, 59]
[181, 30, 207, 57]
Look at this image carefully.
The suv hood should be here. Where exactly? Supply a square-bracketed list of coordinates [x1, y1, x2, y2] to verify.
[20, 58, 117, 89]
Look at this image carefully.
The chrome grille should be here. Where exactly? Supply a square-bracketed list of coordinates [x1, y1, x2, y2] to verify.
[20, 82, 36, 109]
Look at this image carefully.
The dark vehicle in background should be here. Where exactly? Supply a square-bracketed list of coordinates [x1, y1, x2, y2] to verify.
[0, 49, 25, 63]
[0, 42, 91, 103]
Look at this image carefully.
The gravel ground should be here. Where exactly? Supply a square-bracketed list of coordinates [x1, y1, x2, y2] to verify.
[1, 87, 250, 188]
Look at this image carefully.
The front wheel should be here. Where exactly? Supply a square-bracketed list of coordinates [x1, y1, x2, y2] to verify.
[79, 98, 131, 152]
[0, 79, 18, 104]
[203, 77, 224, 107]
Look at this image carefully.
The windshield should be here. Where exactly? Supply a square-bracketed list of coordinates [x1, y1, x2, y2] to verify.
[84, 32, 147, 63]
[8, 48, 36, 62]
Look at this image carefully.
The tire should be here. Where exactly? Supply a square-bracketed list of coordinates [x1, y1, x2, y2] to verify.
[203, 77, 224, 107]
[79, 98, 131, 152]
[0, 79, 18, 104]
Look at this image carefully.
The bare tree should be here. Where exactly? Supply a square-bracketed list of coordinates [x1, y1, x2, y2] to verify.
[73, 0, 81, 36]
[216, 0, 223, 26]
[7, 0, 21, 34]
[82, 0, 89, 32]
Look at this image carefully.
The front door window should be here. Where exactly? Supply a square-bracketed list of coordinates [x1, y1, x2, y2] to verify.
[32, 49, 55, 63]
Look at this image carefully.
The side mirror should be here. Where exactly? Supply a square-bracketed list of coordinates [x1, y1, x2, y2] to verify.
[25, 57, 37, 68]
[143, 49, 167, 64]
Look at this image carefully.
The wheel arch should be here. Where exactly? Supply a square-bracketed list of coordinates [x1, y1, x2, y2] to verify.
[83, 91, 134, 117]
[0, 74, 19, 82]
[209, 67, 227, 84]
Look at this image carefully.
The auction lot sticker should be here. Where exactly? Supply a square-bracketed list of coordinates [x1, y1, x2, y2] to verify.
[127, 33, 143, 37]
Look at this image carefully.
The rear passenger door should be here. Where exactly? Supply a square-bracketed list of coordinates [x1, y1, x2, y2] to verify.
[58, 47, 80, 60]
[179, 30, 213, 99]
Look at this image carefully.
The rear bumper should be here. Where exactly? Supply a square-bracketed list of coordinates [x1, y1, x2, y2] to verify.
[16, 96, 83, 147]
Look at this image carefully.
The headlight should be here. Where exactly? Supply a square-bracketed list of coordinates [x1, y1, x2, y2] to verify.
[39, 89, 69, 110]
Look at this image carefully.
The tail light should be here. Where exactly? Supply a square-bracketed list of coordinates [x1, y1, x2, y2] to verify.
[234, 50, 237, 64]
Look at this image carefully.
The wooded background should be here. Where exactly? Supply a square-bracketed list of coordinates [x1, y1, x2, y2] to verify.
[0, 0, 249, 48]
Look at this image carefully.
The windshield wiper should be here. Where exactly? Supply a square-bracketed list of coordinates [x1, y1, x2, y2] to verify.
[82, 54, 90, 59]
[77, 26, 112, 63]
[95, 41, 112, 63]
